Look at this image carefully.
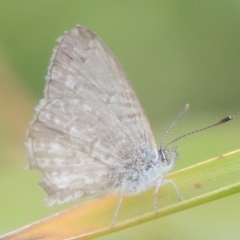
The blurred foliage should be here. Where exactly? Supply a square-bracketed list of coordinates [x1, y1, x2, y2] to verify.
[0, 1, 239, 239]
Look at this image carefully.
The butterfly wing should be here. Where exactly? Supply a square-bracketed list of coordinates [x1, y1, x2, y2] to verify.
[27, 26, 157, 205]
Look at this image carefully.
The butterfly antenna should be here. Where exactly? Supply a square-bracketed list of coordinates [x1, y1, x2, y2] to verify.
[165, 115, 234, 149]
[160, 104, 190, 148]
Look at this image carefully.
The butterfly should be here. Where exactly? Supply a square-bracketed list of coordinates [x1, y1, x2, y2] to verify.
[26, 25, 233, 225]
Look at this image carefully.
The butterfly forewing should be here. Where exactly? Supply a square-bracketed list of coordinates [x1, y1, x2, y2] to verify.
[27, 26, 157, 205]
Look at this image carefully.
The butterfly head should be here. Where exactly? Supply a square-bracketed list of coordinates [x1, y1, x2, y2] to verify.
[156, 105, 188, 173]
[157, 146, 178, 173]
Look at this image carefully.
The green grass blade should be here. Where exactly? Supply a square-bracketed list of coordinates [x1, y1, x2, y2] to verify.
[1, 149, 240, 240]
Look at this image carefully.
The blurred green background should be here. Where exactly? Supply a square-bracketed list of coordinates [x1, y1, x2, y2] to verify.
[0, 1, 239, 239]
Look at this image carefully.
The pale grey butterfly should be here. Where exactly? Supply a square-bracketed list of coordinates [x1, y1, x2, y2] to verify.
[26, 25, 233, 226]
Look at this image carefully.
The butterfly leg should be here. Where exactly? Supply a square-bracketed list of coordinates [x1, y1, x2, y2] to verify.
[111, 196, 123, 227]
[164, 179, 184, 201]
[154, 178, 184, 214]
[154, 176, 163, 213]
